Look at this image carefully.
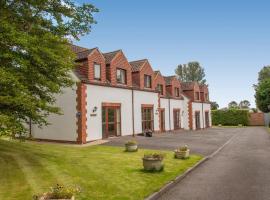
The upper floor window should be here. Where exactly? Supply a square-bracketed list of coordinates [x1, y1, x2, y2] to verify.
[116, 68, 127, 84]
[195, 92, 200, 100]
[94, 63, 101, 80]
[156, 84, 164, 95]
[175, 87, 180, 97]
[144, 75, 152, 88]
[205, 93, 209, 101]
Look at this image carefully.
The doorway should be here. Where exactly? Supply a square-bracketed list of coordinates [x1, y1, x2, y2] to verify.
[102, 105, 121, 138]
[173, 109, 181, 130]
[160, 109, 165, 131]
[195, 111, 201, 130]
[205, 111, 209, 128]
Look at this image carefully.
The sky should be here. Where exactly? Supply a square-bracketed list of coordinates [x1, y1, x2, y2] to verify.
[74, 0, 270, 108]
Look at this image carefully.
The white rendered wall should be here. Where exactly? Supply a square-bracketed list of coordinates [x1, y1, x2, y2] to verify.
[182, 96, 190, 130]
[32, 85, 78, 142]
[191, 102, 212, 130]
[86, 85, 133, 141]
[133, 90, 159, 134]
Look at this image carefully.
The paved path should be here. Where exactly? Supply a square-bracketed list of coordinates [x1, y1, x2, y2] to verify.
[103, 128, 238, 156]
[158, 127, 270, 200]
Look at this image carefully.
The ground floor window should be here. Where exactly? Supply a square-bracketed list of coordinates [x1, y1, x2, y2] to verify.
[195, 111, 201, 130]
[102, 104, 121, 138]
[173, 109, 181, 130]
[141, 105, 154, 132]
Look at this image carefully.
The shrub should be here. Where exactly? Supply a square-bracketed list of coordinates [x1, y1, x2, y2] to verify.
[143, 153, 164, 161]
[212, 109, 249, 126]
[175, 145, 189, 152]
[125, 140, 137, 145]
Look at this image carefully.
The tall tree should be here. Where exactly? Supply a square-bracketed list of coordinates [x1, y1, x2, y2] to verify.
[210, 101, 219, 110]
[239, 100, 251, 109]
[258, 66, 270, 83]
[255, 79, 270, 112]
[228, 101, 239, 109]
[175, 61, 206, 84]
[0, 0, 98, 135]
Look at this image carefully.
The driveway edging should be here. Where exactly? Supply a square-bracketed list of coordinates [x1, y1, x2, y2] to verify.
[145, 132, 238, 200]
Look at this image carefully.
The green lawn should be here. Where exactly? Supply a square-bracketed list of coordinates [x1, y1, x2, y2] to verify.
[0, 139, 202, 200]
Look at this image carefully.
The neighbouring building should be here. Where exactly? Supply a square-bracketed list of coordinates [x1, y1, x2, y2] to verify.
[31, 44, 212, 144]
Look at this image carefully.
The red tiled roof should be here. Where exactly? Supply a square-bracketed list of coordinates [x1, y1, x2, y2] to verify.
[164, 76, 176, 85]
[70, 44, 96, 60]
[103, 50, 121, 64]
[182, 82, 196, 90]
[129, 59, 147, 72]
[70, 44, 89, 53]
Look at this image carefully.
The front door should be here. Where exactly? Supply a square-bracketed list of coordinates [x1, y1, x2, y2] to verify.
[173, 109, 181, 130]
[205, 111, 209, 128]
[160, 109, 165, 131]
[195, 111, 201, 130]
[102, 106, 121, 138]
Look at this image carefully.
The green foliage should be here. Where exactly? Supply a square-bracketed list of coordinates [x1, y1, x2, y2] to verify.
[228, 101, 239, 109]
[125, 140, 137, 145]
[239, 100, 251, 109]
[0, 0, 98, 135]
[175, 61, 206, 84]
[212, 109, 249, 126]
[255, 79, 270, 112]
[258, 66, 270, 83]
[210, 101, 219, 110]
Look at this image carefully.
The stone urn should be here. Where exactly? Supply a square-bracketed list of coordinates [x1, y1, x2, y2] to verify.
[142, 154, 164, 171]
[174, 145, 190, 159]
[125, 141, 138, 152]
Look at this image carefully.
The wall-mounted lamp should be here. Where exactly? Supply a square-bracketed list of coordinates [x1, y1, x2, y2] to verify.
[92, 106, 98, 113]
[155, 109, 159, 115]
[76, 112, 81, 118]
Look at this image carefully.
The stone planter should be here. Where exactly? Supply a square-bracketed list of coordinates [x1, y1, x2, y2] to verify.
[174, 149, 190, 159]
[142, 158, 163, 171]
[125, 144, 138, 152]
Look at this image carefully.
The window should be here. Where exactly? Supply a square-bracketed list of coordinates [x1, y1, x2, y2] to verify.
[173, 109, 181, 130]
[205, 93, 209, 101]
[195, 92, 200, 100]
[175, 87, 180, 97]
[156, 84, 164, 95]
[144, 75, 152, 88]
[94, 63, 101, 80]
[142, 107, 154, 131]
[116, 68, 127, 84]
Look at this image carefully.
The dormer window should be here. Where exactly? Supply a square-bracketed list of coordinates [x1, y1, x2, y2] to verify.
[116, 68, 127, 84]
[175, 87, 180, 97]
[156, 84, 164, 95]
[94, 63, 101, 80]
[195, 92, 200, 100]
[205, 93, 209, 101]
[144, 75, 152, 88]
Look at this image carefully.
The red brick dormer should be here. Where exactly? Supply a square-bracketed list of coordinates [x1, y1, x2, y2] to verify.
[71, 44, 106, 84]
[182, 82, 201, 102]
[103, 50, 132, 87]
[153, 71, 166, 97]
[164, 76, 182, 99]
[129, 59, 155, 90]
[199, 84, 209, 102]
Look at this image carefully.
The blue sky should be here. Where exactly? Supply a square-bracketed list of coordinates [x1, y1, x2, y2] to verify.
[74, 0, 270, 108]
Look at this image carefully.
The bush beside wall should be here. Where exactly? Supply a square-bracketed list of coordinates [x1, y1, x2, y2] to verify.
[212, 109, 249, 126]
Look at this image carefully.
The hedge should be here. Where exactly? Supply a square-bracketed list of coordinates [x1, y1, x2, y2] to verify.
[211, 109, 249, 126]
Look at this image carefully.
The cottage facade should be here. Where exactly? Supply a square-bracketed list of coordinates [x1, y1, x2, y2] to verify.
[32, 45, 212, 143]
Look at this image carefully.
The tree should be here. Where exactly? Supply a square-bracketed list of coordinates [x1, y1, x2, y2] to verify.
[255, 79, 270, 113]
[210, 101, 219, 110]
[228, 101, 239, 109]
[239, 100, 251, 109]
[258, 66, 270, 83]
[0, 0, 98, 135]
[175, 61, 206, 84]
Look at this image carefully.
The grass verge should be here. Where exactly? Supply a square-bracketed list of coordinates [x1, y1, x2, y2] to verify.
[0, 139, 202, 200]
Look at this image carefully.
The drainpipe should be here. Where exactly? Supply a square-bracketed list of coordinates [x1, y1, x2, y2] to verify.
[132, 88, 135, 137]
[168, 98, 171, 132]
[202, 102, 205, 129]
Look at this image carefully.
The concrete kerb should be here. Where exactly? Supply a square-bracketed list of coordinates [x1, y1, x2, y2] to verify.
[145, 132, 239, 200]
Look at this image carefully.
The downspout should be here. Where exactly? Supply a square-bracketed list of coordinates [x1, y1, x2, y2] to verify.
[168, 98, 171, 132]
[202, 102, 205, 129]
[132, 88, 135, 137]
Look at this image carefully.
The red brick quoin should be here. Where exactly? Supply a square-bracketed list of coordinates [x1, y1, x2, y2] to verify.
[76, 82, 87, 144]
